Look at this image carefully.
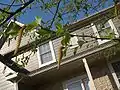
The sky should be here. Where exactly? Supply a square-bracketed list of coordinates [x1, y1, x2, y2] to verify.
[0, 0, 114, 25]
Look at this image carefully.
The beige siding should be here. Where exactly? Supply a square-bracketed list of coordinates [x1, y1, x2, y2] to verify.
[24, 52, 39, 71]
[0, 62, 14, 90]
[12, 51, 39, 71]
[112, 17, 120, 35]
[53, 25, 98, 61]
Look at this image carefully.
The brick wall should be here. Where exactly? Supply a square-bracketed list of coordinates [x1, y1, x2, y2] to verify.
[90, 61, 117, 90]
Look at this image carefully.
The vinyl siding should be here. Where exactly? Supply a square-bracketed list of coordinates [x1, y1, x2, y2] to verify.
[0, 62, 14, 90]
[11, 51, 39, 71]
[0, 34, 32, 55]
[112, 17, 120, 35]
[53, 25, 98, 61]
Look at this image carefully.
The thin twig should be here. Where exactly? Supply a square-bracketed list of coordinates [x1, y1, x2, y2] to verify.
[0, 2, 24, 6]
[7, 0, 16, 10]
[0, 0, 35, 27]
[49, 0, 61, 28]
[0, 8, 13, 14]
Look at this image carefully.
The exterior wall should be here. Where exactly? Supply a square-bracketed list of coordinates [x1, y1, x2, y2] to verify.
[24, 52, 39, 71]
[12, 51, 39, 71]
[0, 35, 31, 55]
[35, 60, 117, 90]
[53, 25, 97, 61]
[112, 17, 120, 35]
[91, 60, 117, 90]
[0, 62, 15, 90]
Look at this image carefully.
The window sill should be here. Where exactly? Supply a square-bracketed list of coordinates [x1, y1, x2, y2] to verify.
[39, 60, 56, 68]
[97, 39, 110, 45]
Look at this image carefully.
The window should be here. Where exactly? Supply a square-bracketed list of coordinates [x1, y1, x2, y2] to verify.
[108, 60, 120, 89]
[63, 75, 90, 90]
[37, 41, 56, 67]
[39, 43, 52, 64]
[92, 19, 119, 45]
[96, 22, 113, 38]
[112, 61, 120, 83]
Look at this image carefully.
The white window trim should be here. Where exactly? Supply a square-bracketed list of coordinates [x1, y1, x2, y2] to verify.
[107, 60, 120, 89]
[63, 74, 89, 90]
[92, 19, 119, 45]
[37, 41, 56, 68]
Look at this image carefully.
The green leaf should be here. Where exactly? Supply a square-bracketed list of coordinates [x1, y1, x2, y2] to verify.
[25, 17, 41, 32]
[56, 23, 64, 36]
[35, 16, 42, 25]
[61, 32, 71, 46]
[7, 22, 21, 36]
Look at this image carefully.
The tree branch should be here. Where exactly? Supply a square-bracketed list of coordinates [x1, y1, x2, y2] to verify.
[49, 0, 61, 28]
[0, 8, 13, 14]
[0, 0, 35, 27]
[0, 2, 24, 6]
[0, 0, 35, 50]
[7, 0, 16, 10]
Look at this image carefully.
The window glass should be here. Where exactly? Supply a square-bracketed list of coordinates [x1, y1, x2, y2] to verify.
[82, 78, 90, 90]
[40, 43, 50, 54]
[112, 61, 120, 82]
[41, 52, 52, 64]
[39, 43, 52, 64]
[96, 22, 114, 38]
[67, 81, 82, 90]
[64, 76, 90, 90]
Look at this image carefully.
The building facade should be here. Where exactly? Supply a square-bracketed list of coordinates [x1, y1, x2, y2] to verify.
[0, 6, 120, 90]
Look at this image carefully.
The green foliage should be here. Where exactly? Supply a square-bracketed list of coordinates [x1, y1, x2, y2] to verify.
[7, 22, 21, 36]
[56, 23, 64, 36]
[25, 16, 41, 32]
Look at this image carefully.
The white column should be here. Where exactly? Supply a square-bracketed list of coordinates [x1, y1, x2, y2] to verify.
[82, 58, 96, 90]
[107, 63, 120, 89]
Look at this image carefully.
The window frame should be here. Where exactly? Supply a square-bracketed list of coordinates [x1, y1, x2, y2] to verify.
[63, 74, 90, 90]
[107, 59, 120, 89]
[37, 41, 56, 68]
[92, 19, 119, 45]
